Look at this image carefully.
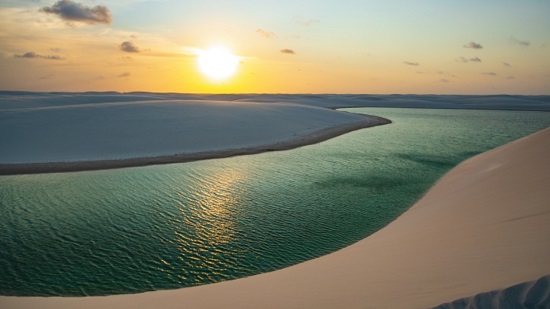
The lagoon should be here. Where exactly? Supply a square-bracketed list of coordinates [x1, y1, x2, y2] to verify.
[0, 108, 548, 296]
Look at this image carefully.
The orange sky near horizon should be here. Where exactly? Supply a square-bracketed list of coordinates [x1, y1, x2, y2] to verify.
[0, 0, 549, 94]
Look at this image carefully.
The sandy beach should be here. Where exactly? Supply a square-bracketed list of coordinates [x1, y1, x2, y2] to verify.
[1, 127, 548, 308]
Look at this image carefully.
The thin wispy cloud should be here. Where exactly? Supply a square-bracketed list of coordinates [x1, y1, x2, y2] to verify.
[117, 72, 131, 78]
[502, 62, 511, 67]
[436, 71, 458, 78]
[40, 0, 112, 25]
[295, 18, 319, 27]
[482, 72, 497, 76]
[510, 36, 530, 47]
[439, 79, 450, 83]
[403, 61, 419, 66]
[120, 41, 140, 53]
[256, 29, 276, 39]
[14, 51, 65, 60]
[39, 74, 55, 80]
[506, 76, 515, 80]
[457, 56, 481, 63]
[280, 49, 296, 55]
[464, 41, 483, 49]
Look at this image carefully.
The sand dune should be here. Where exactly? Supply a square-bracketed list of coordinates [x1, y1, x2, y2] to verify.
[1, 129, 548, 307]
[0, 98, 388, 174]
[433, 275, 550, 308]
[2, 92, 549, 111]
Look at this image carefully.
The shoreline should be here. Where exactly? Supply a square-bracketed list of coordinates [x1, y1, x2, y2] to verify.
[0, 114, 390, 175]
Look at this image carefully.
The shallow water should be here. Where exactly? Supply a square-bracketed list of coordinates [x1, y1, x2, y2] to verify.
[0, 108, 548, 296]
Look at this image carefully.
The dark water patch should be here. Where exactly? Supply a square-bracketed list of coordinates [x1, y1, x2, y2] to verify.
[313, 176, 408, 191]
[396, 153, 457, 169]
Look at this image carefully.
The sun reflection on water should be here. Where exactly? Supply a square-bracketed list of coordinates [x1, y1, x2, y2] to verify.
[168, 167, 248, 282]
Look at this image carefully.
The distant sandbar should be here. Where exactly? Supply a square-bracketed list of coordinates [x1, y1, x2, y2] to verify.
[0, 114, 390, 175]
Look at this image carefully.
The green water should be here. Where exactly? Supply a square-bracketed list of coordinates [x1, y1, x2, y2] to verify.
[0, 108, 548, 296]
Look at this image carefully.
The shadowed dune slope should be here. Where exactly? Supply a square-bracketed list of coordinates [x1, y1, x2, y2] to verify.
[433, 275, 550, 309]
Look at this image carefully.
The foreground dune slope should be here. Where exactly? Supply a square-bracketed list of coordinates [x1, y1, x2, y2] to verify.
[1, 128, 549, 309]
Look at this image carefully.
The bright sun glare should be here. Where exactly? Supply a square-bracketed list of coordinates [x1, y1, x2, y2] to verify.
[197, 46, 239, 81]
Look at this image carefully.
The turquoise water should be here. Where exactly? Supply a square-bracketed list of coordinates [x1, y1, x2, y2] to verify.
[0, 108, 548, 296]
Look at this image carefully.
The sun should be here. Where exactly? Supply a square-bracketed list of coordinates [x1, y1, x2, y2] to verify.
[197, 46, 240, 80]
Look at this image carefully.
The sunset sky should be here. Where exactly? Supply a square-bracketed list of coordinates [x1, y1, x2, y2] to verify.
[1, 0, 549, 94]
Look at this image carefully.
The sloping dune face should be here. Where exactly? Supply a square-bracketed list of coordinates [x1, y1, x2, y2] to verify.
[0, 99, 378, 166]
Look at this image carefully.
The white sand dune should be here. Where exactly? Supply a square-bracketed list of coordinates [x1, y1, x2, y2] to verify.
[2, 92, 549, 111]
[1, 128, 548, 308]
[0, 99, 367, 164]
[0, 98, 388, 173]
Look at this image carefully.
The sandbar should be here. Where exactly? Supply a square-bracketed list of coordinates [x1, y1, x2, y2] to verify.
[0, 99, 389, 175]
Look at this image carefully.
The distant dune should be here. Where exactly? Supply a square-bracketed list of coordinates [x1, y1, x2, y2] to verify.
[1, 92, 549, 111]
